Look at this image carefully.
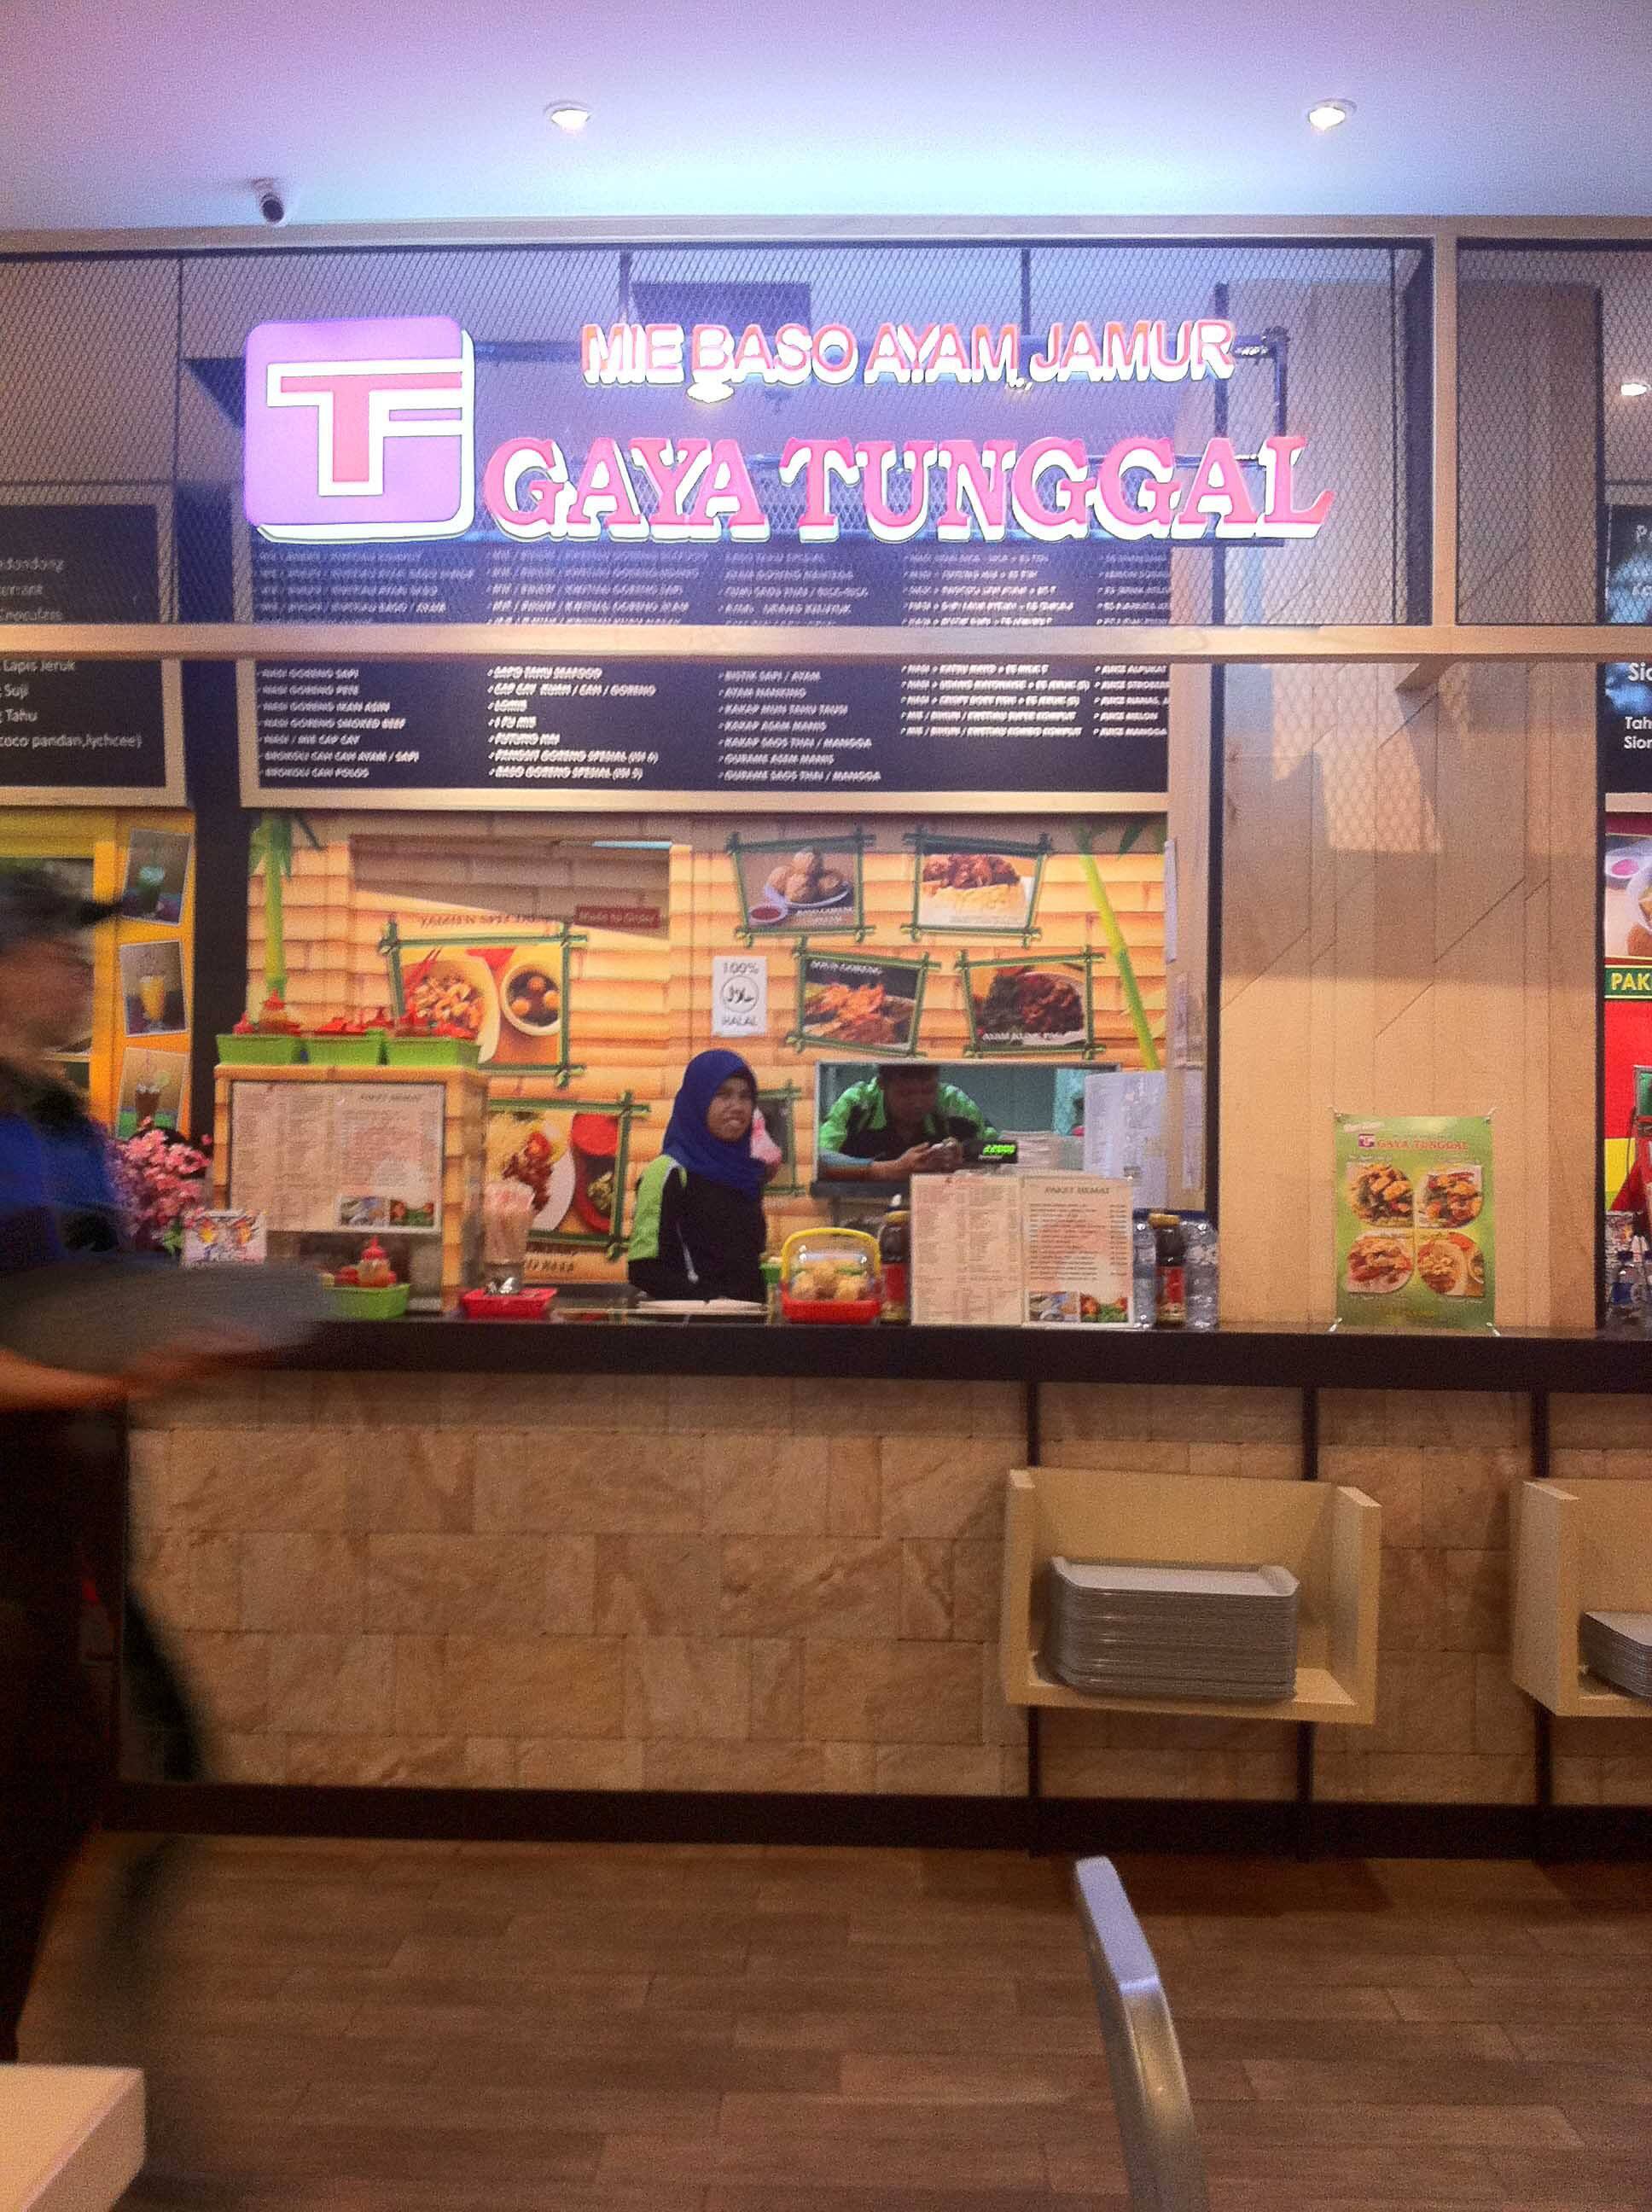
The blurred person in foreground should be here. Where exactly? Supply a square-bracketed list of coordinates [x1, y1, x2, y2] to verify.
[0, 868, 237, 2063]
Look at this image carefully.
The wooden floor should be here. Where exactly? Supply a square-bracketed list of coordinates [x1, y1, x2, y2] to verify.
[18, 1836, 1652, 2210]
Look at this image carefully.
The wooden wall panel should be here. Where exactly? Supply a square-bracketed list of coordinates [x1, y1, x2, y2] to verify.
[1217, 661, 1597, 1325]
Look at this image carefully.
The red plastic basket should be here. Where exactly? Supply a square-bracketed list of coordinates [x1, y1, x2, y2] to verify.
[779, 1293, 883, 1326]
[459, 1289, 558, 1320]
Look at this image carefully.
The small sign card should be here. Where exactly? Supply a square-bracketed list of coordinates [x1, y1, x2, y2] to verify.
[183, 1210, 268, 1265]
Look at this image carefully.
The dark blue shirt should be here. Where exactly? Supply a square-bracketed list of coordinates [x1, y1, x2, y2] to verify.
[0, 1066, 125, 1276]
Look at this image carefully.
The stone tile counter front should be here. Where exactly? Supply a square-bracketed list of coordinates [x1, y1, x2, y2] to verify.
[126, 1359, 1652, 1821]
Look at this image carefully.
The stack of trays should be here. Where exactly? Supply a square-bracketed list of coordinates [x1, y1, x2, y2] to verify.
[1043, 1558, 1300, 1703]
[1580, 1611, 1652, 1700]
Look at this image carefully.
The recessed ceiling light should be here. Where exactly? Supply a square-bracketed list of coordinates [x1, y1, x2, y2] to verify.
[1306, 98, 1354, 132]
[545, 101, 590, 133]
[1622, 379, 1651, 399]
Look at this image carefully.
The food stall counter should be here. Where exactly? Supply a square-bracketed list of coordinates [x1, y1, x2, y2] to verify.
[276, 1314, 1652, 1394]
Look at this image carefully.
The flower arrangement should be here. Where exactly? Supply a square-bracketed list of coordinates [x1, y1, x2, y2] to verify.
[115, 1126, 210, 1256]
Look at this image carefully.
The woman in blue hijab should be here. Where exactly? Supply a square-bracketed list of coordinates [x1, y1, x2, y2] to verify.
[627, 1049, 768, 1301]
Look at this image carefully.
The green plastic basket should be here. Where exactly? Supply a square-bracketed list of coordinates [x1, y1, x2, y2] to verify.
[217, 1033, 304, 1066]
[385, 1037, 480, 1068]
[327, 1281, 410, 1320]
[302, 1033, 387, 1067]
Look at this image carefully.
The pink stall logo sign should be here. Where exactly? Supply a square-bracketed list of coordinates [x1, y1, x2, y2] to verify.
[244, 316, 474, 542]
[241, 312, 1336, 550]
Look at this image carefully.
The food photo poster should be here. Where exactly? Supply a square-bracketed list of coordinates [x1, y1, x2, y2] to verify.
[1334, 1114, 1494, 1331]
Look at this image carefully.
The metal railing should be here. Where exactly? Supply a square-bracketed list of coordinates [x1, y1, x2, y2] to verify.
[1073, 1855, 1210, 2212]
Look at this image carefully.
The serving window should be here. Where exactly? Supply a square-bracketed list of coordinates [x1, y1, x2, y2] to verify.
[243, 803, 1188, 1279]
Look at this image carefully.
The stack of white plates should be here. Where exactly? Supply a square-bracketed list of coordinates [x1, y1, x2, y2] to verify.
[1043, 1558, 1300, 1702]
[1580, 1611, 1652, 1699]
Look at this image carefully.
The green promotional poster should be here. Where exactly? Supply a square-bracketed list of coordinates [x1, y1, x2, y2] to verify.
[1333, 1115, 1494, 1330]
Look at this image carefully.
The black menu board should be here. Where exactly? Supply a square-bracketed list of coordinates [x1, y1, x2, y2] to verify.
[0, 504, 174, 799]
[1602, 508, 1652, 794]
[243, 536, 1170, 807]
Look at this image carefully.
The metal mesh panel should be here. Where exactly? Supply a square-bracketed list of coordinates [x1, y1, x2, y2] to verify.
[0, 237, 1426, 629]
[1457, 242, 1652, 623]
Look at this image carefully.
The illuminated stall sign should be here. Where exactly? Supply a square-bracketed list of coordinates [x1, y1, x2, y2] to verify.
[238, 310, 1330, 806]
[244, 314, 1335, 551]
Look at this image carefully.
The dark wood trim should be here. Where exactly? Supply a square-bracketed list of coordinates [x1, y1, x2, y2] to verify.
[1528, 1387, 1555, 1833]
[1294, 1726, 1317, 1861]
[103, 1781, 1652, 1860]
[276, 1316, 1652, 1394]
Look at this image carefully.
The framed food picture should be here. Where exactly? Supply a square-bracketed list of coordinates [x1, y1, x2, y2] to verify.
[790, 946, 933, 1057]
[486, 1092, 647, 1258]
[905, 830, 1050, 942]
[728, 831, 872, 944]
[1333, 1114, 1494, 1331]
[380, 919, 585, 1086]
[957, 950, 1101, 1058]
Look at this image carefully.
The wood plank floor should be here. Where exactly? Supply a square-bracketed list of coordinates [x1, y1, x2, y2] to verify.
[15, 1837, 1652, 2210]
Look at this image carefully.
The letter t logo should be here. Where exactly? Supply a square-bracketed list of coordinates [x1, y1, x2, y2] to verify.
[244, 316, 474, 542]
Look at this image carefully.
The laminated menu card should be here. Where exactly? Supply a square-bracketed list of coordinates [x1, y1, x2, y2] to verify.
[230, 1080, 445, 1236]
[910, 1173, 1023, 1326]
[911, 1171, 1133, 1328]
[1333, 1113, 1494, 1330]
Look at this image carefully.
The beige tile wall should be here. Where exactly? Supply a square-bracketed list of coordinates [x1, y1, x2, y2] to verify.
[130, 1377, 1650, 1807]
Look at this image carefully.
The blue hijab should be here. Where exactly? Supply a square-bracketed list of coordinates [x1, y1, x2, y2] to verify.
[662, 1049, 765, 1201]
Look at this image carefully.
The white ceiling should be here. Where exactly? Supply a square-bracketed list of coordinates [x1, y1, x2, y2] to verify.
[3, 0, 1649, 234]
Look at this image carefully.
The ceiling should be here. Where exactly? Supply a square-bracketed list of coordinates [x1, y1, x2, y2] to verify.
[3, 0, 1649, 235]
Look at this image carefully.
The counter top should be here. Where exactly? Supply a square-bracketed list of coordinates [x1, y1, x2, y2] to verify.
[279, 1317, 1651, 1393]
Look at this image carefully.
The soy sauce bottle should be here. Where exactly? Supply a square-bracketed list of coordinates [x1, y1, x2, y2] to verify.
[1149, 1211, 1187, 1330]
[878, 1199, 910, 1324]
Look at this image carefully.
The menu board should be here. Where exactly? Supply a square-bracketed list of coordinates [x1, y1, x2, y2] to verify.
[0, 504, 179, 801]
[239, 534, 1169, 809]
[1333, 1114, 1494, 1330]
[910, 1174, 1024, 1326]
[230, 1080, 444, 1235]
[911, 1170, 1134, 1327]
[1021, 1174, 1134, 1325]
[247, 533, 1169, 634]
[1602, 508, 1652, 793]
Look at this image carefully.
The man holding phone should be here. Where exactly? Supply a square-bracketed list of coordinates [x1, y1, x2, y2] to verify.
[816, 1062, 997, 1185]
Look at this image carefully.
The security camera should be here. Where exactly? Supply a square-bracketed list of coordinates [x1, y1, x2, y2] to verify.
[253, 178, 288, 227]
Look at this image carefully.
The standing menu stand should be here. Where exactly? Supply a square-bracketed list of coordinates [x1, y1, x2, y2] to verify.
[214, 1063, 488, 1311]
[912, 1172, 1134, 1328]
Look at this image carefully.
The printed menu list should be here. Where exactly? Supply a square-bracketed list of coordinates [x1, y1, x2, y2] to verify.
[911, 1171, 1134, 1327]
[229, 1080, 444, 1235]
[245, 532, 1172, 802]
[251, 653, 1166, 800]
[248, 534, 1171, 632]
[0, 504, 169, 791]
[910, 1174, 1025, 1326]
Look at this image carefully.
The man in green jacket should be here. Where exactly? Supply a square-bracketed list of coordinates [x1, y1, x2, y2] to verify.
[817, 1063, 996, 1185]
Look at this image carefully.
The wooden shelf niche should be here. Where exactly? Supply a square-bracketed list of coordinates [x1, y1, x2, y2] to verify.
[1000, 1466, 1380, 1726]
[1514, 1479, 1652, 1719]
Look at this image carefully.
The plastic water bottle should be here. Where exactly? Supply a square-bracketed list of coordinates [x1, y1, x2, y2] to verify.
[1184, 1215, 1219, 1330]
[1131, 1214, 1157, 1327]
